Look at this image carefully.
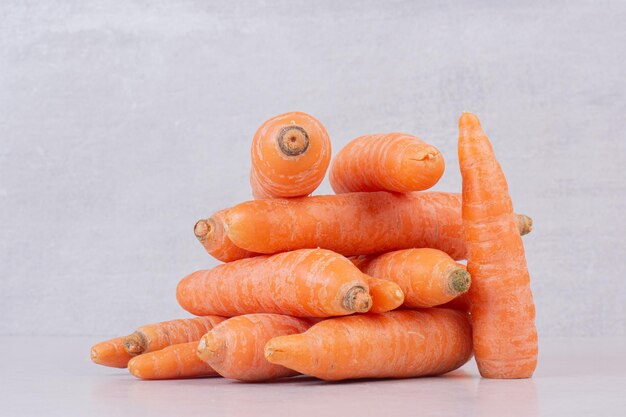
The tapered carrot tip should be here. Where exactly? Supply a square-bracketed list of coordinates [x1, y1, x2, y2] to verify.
[343, 286, 372, 313]
[413, 146, 440, 161]
[517, 214, 533, 236]
[196, 333, 224, 363]
[277, 125, 310, 156]
[264, 335, 306, 365]
[194, 219, 213, 241]
[123, 332, 146, 355]
[449, 269, 471, 294]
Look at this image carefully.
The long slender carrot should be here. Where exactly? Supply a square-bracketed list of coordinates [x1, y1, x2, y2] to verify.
[265, 309, 473, 381]
[193, 209, 259, 262]
[250, 112, 331, 199]
[330, 133, 444, 193]
[357, 248, 470, 308]
[459, 112, 538, 379]
[225, 192, 532, 259]
[367, 277, 405, 313]
[123, 316, 225, 356]
[128, 342, 218, 380]
[90, 337, 135, 368]
[177, 249, 372, 318]
[197, 314, 313, 381]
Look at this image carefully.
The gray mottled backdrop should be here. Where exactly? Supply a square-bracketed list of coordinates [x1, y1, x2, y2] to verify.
[1, 0, 624, 336]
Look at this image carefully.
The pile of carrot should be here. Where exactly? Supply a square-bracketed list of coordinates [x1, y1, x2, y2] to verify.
[91, 111, 537, 382]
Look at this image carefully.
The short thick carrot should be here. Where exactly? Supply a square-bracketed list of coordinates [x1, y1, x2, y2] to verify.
[459, 112, 538, 379]
[330, 133, 444, 193]
[226, 192, 532, 259]
[367, 277, 404, 313]
[128, 342, 218, 380]
[123, 316, 225, 355]
[357, 248, 470, 308]
[251, 112, 331, 199]
[194, 209, 259, 262]
[265, 309, 473, 381]
[177, 249, 372, 318]
[197, 314, 313, 381]
[90, 337, 134, 368]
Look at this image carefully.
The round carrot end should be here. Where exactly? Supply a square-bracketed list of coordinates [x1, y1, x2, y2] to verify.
[277, 125, 310, 157]
[518, 214, 533, 236]
[194, 219, 213, 240]
[123, 332, 146, 355]
[449, 269, 471, 295]
[343, 286, 372, 313]
[196, 332, 223, 363]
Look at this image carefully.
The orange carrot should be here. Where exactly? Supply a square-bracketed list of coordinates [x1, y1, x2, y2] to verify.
[193, 209, 259, 262]
[123, 316, 225, 355]
[90, 337, 135, 368]
[197, 314, 313, 381]
[250, 112, 331, 199]
[330, 133, 444, 193]
[177, 249, 372, 318]
[357, 248, 470, 308]
[226, 192, 532, 259]
[459, 112, 538, 379]
[367, 277, 404, 313]
[440, 292, 471, 312]
[128, 342, 218, 380]
[265, 309, 473, 381]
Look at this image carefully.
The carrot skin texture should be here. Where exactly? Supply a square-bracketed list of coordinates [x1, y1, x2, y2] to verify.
[123, 316, 226, 355]
[367, 277, 405, 313]
[128, 342, 218, 380]
[330, 133, 444, 193]
[265, 309, 473, 381]
[177, 249, 372, 318]
[226, 192, 531, 260]
[197, 314, 313, 381]
[358, 248, 470, 308]
[459, 112, 538, 379]
[251, 112, 331, 199]
[194, 209, 259, 262]
[90, 337, 134, 368]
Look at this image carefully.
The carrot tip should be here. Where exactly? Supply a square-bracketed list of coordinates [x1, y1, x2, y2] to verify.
[194, 219, 213, 240]
[449, 269, 471, 295]
[517, 214, 533, 236]
[277, 125, 310, 156]
[196, 333, 222, 363]
[123, 332, 146, 355]
[343, 286, 372, 313]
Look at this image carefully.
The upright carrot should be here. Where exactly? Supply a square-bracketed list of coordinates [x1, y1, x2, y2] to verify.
[225, 192, 532, 259]
[123, 316, 225, 356]
[367, 277, 405, 313]
[357, 248, 470, 308]
[459, 112, 538, 379]
[128, 342, 218, 380]
[197, 314, 313, 381]
[177, 249, 372, 318]
[265, 309, 473, 381]
[330, 133, 444, 193]
[250, 112, 331, 199]
[90, 337, 135, 368]
[194, 209, 259, 262]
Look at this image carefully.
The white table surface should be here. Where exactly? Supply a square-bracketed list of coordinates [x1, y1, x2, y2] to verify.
[2, 336, 624, 416]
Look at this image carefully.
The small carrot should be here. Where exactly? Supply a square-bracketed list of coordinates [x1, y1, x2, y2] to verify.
[197, 314, 313, 381]
[194, 209, 259, 262]
[225, 192, 532, 259]
[250, 112, 331, 199]
[123, 316, 225, 355]
[367, 277, 405, 313]
[90, 337, 135, 368]
[330, 133, 444, 193]
[357, 248, 470, 308]
[128, 342, 218, 380]
[459, 112, 538, 379]
[265, 309, 473, 381]
[177, 249, 372, 318]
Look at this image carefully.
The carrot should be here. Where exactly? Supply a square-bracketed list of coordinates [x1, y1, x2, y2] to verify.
[459, 112, 538, 379]
[177, 249, 372, 317]
[367, 277, 405, 313]
[250, 112, 331, 199]
[197, 314, 313, 381]
[265, 309, 473, 381]
[330, 133, 444, 193]
[90, 337, 135, 368]
[357, 248, 470, 308]
[123, 316, 225, 356]
[128, 342, 218, 380]
[225, 192, 533, 259]
[193, 209, 259, 262]
[440, 292, 471, 312]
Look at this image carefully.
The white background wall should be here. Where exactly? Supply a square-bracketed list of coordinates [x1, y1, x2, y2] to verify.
[1, 0, 624, 337]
